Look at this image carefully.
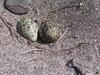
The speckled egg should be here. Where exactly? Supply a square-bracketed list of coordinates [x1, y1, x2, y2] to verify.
[16, 17, 39, 42]
[38, 24, 60, 43]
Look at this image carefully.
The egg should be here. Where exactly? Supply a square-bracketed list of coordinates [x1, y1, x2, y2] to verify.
[16, 17, 39, 42]
[38, 23, 60, 43]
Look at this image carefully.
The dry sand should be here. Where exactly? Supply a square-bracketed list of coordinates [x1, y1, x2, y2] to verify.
[0, 0, 100, 75]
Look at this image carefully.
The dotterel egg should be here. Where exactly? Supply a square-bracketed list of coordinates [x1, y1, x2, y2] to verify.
[16, 17, 39, 42]
[38, 24, 60, 43]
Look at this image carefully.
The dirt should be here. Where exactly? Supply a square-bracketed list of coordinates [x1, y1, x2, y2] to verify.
[0, 0, 100, 75]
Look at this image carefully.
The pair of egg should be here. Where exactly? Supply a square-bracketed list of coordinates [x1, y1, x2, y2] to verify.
[17, 17, 60, 43]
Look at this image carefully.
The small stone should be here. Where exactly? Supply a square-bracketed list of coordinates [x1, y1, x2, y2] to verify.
[38, 24, 60, 43]
[3, 0, 29, 15]
[16, 17, 39, 42]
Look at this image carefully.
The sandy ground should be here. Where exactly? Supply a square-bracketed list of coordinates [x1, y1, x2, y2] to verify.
[0, 0, 100, 75]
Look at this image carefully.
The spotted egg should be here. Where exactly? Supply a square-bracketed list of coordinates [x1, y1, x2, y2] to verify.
[16, 17, 39, 42]
[38, 24, 60, 43]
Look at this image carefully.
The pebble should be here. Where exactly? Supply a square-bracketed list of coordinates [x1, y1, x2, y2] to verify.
[3, 0, 29, 15]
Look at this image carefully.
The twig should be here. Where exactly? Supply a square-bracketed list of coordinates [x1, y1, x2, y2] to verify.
[20, 42, 90, 55]
[53, 29, 68, 50]
[0, 14, 14, 39]
[26, 0, 40, 19]
[57, 29, 68, 43]
[20, 49, 42, 55]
